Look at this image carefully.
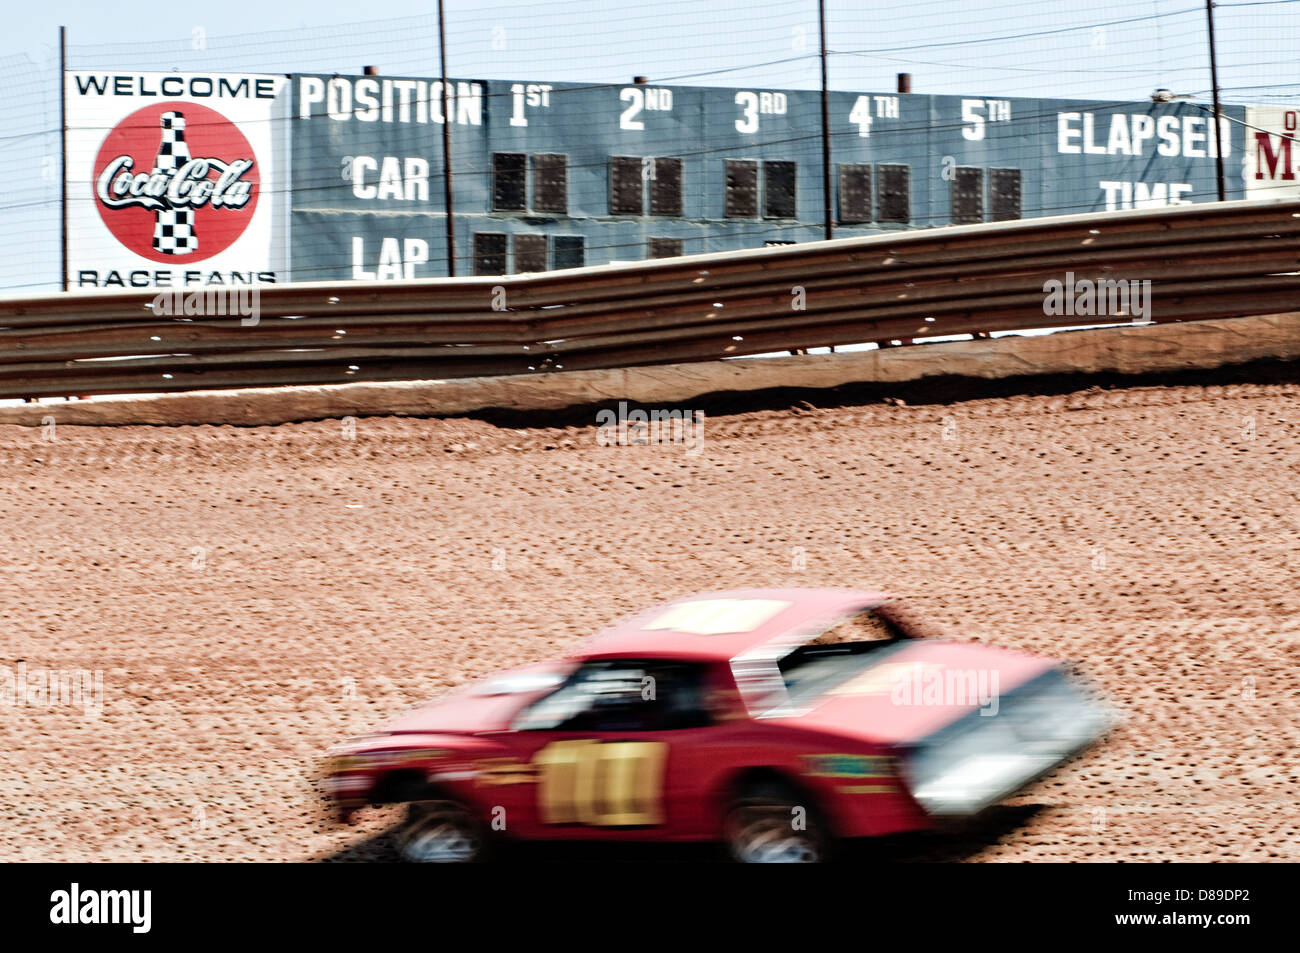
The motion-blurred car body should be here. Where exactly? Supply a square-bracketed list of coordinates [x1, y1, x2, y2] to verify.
[321, 589, 1110, 862]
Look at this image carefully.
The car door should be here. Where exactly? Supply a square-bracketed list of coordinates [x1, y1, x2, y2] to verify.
[482, 659, 718, 839]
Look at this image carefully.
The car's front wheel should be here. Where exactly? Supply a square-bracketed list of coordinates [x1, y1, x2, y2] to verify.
[397, 799, 487, 863]
[724, 782, 828, 863]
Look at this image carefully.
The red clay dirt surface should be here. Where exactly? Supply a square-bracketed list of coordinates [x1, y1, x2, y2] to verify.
[1, 370, 1298, 862]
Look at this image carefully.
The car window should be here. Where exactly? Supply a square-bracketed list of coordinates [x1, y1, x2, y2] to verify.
[774, 609, 912, 705]
[808, 608, 906, 646]
[513, 660, 711, 732]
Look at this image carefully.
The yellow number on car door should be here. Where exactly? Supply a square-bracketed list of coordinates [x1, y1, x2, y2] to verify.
[535, 740, 668, 826]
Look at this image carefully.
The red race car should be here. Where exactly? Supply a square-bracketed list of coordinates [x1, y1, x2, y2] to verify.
[320, 589, 1111, 862]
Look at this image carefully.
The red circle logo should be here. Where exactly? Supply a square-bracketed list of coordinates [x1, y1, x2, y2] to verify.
[92, 102, 259, 264]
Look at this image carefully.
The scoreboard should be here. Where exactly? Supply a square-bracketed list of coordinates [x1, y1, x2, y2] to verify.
[290, 75, 1245, 281]
[71, 69, 1296, 288]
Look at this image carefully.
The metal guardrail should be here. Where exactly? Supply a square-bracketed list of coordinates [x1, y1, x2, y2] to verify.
[3, 200, 1300, 398]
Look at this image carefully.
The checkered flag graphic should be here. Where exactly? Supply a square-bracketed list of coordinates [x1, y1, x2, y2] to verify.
[151, 111, 196, 255]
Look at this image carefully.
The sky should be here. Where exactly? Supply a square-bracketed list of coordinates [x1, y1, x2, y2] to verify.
[5, 0, 1295, 99]
[2, 0, 1298, 291]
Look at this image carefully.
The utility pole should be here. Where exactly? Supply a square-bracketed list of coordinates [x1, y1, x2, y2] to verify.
[1206, 0, 1226, 201]
[818, 0, 833, 240]
[437, 0, 456, 274]
[59, 26, 68, 291]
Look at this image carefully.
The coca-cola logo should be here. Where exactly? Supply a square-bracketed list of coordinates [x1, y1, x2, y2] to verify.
[92, 102, 258, 264]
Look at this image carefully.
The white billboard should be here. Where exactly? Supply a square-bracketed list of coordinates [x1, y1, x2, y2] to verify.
[64, 71, 290, 289]
[1243, 105, 1300, 200]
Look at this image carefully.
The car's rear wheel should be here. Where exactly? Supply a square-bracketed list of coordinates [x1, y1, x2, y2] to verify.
[724, 782, 828, 863]
[397, 799, 486, 863]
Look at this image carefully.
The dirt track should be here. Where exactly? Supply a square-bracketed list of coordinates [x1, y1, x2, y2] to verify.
[2, 374, 1298, 862]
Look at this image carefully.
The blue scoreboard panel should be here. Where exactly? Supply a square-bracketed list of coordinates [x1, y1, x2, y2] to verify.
[289, 75, 1244, 280]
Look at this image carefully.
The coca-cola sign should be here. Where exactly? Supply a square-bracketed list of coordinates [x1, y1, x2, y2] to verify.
[91, 102, 259, 264]
[96, 156, 254, 213]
